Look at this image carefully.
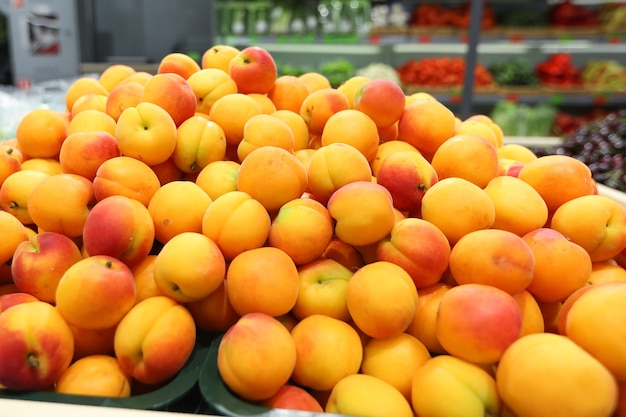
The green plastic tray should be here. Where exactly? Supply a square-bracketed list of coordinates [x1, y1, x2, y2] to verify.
[0, 330, 214, 413]
[199, 334, 359, 417]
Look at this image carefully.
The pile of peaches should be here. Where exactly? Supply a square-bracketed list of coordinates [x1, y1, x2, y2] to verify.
[1, 43, 626, 417]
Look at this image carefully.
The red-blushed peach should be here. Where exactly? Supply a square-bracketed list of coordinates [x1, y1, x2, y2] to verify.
[299, 88, 351, 136]
[153, 231, 225, 303]
[185, 279, 240, 334]
[496, 332, 618, 417]
[27, 173, 95, 239]
[54, 354, 131, 397]
[115, 101, 178, 167]
[550, 194, 626, 262]
[306, 142, 373, 204]
[201, 190, 271, 260]
[201, 44, 240, 72]
[291, 258, 353, 322]
[522, 227, 592, 303]
[376, 217, 450, 289]
[11, 231, 83, 304]
[497, 158, 525, 177]
[58, 131, 121, 181]
[0, 301, 74, 391]
[376, 150, 438, 212]
[559, 282, 626, 381]
[217, 312, 296, 401]
[114, 295, 196, 385]
[105, 81, 144, 122]
[290, 314, 363, 392]
[353, 79, 406, 128]
[361, 333, 431, 401]
[513, 290, 545, 336]
[92, 156, 161, 206]
[325, 373, 414, 417]
[82, 195, 156, 268]
[187, 68, 238, 115]
[227, 46, 277, 95]
[172, 115, 227, 174]
[346, 261, 418, 339]
[0, 143, 23, 187]
[405, 282, 452, 354]
[139, 72, 197, 126]
[261, 384, 324, 412]
[436, 283, 522, 364]
[449, 229, 535, 295]
[236, 146, 308, 213]
[0, 169, 50, 225]
[55, 256, 136, 330]
[0, 292, 39, 313]
[157, 52, 201, 79]
[68, 323, 116, 361]
[327, 181, 396, 247]
[411, 354, 501, 417]
[226, 247, 299, 317]
[268, 198, 334, 265]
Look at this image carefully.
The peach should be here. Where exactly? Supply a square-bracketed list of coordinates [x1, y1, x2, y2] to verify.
[454, 119, 499, 149]
[55, 255, 136, 330]
[261, 384, 324, 412]
[336, 75, 370, 107]
[513, 290, 545, 336]
[397, 99, 456, 160]
[0, 169, 49, 224]
[58, 131, 121, 181]
[116, 101, 178, 166]
[19, 157, 63, 176]
[353, 79, 406, 128]
[237, 114, 294, 161]
[497, 143, 538, 163]
[0, 210, 29, 266]
[236, 146, 307, 213]
[270, 110, 310, 152]
[300, 88, 351, 136]
[326, 373, 414, 417]
[588, 260, 626, 285]
[517, 154, 595, 213]
[82, 195, 155, 267]
[431, 133, 499, 188]
[172, 115, 227, 174]
[497, 157, 525, 177]
[322, 238, 365, 272]
[11, 231, 83, 304]
[268, 198, 334, 265]
[119, 71, 153, 86]
[550, 194, 626, 262]
[54, 354, 131, 397]
[247, 92, 276, 115]
[291, 258, 353, 322]
[436, 283, 522, 364]
[93, 156, 161, 206]
[27, 173, 94, 238]
[320, 108, 380, 162]
[114, 295, 196, 385]
[420, 177, 496, 245]
[195, 160, 240, 200]
[150, 157, 185, 185]
[201, 44, 240, 72]
[65, 77, 109, 112]
[157, 52, 201, 79]
[522, 227, 592, 303]
[105, 81, 144, 122]
[0, 292, 39, 313]
[306, 143, 373, 204]
[228, 46, 277, 95]
[361, 333, 431, 401]
[129, 254, 165, 305]
[561, 282, 626, 381]
[298, 72, 331, 92]
[346, 261, 418, 339]
[369, 139, 420, 177]
[201, 190, 271, 260]
[327, 181, 396, 247]
[153, 231, 225, 303]
[67, 109, 117, 137]
[483, 175, 549, 236]
[70, 93, 108, 118]
[465, 114, 504, 148]
[496, 332, 618, 417]
[375, 150, 438, 212]
[0, 144, 23, 187]
[267, 75, 311, 114]
[0, 301, 74, 391]
[226, 247, 299, 317]
[140, 72, 197, 126]
[98, 64, 136, 92]
[290, 314, 363, 391]
[185, 279, 240, 334]
[68, 323, 116, 361]
[217, 312, 296, 401]
[148, 180, 212, 243]
[405, 282, 452, 354]
[411, 354, 502, 417]
[208, 93, 262, 147]
[187, 68, 238, 115]
[449, 229, 535, 295]
[15, 108, 68, 158]
[376, 217, 450, 289]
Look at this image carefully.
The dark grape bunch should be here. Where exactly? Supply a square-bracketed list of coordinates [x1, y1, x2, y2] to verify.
[533, 109, 626, 192]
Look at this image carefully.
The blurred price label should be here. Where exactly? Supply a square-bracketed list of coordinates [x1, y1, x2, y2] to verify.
[549, 94, 564, 104]
[593, 95, 608, 106]
[417, 35, 432, 43]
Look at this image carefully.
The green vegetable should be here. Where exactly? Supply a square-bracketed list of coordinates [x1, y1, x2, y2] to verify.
[489, 58, 538, 86]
